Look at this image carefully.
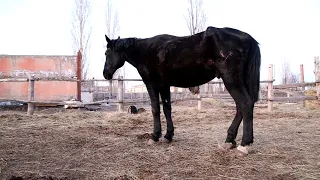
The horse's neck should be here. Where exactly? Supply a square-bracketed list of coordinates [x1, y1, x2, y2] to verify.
[123, 49, 139, 68]
[123, 40, 145, 68]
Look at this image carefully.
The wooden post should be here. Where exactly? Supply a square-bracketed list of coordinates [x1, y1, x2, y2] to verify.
[117, 76, 124, 112]
[27, 77, 35, 115]
[267, 64, 274, 112]
[218, 80, 222, 93]
[300, 64, 305, 91]
[77, 51, 82, 101]
[197, 94, 201, 111]
[109, 80, 113, 97]
[315, 56, 320, 98]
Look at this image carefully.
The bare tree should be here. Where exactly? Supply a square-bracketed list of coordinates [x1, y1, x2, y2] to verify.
[105, 0, 121, 93]
[105, 0, 121, 78]
[105, 0, 119, 41]
[71, 0, 92, 80]
[184, 0, 207, 94]
[185, 0, 207, 35]
[280, 59, 299, 84]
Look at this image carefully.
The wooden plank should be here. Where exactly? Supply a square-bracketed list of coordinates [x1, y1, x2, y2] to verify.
[82, 97, 203, 105]
[274, 82, 316, 89]
[33, 77, 78, 81]
[35, 103, 58, 107]
[81, 78, 143, 82]
[0, 78, 28, 82]
[0, 77, 77, 82]
[81, 79, 274, 84]
[274, 89, 301, 96]
[201, 94, 232, 98]
[272, 96, 318, 102]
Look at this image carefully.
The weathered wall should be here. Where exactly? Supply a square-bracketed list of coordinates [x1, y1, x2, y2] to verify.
[0, 55, 78, 101]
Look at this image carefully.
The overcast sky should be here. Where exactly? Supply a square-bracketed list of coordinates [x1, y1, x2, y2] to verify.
[1, 0, 320, 85]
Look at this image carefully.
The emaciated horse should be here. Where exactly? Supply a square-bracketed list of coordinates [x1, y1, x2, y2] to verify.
[103, 26, 261, 156]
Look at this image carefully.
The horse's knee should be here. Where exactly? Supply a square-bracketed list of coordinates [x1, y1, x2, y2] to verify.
[151, 108, 160, 116]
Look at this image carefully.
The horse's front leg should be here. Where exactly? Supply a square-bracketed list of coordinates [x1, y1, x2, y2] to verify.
[146, 84, 162, 144]
[160, 86, 174, 142]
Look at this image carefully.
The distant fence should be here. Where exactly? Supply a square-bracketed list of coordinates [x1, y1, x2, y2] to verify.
[0, 77, 78, 115]
[266, 56, 320, 112]
[1, 56, 319, 115]
[79, 77, 274, 112]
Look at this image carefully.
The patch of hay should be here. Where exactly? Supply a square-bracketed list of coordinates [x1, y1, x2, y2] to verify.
[304, 90, 320, 109]
[0, 103, 320, 179]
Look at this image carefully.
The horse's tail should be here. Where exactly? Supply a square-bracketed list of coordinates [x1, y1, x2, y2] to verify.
[244, 37, 261, 102]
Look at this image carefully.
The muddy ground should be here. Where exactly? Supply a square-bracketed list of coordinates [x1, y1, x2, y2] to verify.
[0, 100, 319, 180]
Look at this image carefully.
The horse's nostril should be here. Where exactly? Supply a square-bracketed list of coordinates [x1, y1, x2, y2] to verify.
[103, 71, 108, 80]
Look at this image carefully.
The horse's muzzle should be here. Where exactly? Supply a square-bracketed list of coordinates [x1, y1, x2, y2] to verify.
[103, 71, 113, 80]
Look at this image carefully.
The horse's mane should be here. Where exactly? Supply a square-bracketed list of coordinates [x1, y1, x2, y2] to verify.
[108, 38, 136, 51]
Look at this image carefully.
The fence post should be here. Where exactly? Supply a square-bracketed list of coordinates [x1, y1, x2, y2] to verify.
[77, 51, 82, 101]
[117, 76, 124, 112]
[197, 94, 201, 111]
[300, 64, 305, 91]
[27, 77, 35, 115]
[315, 56, 320, 99]
[218, 79, 223, 92]
[267, 64, 274, 112]
[109, 80, 113, 97]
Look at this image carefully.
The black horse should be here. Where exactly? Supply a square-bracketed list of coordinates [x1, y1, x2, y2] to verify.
[103, 26, 261, 155]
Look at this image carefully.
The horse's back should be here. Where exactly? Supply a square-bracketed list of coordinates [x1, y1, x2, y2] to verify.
[206, 26, 258, 45]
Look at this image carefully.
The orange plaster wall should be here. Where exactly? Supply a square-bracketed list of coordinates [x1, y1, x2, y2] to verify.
[0, 55, 78, 101]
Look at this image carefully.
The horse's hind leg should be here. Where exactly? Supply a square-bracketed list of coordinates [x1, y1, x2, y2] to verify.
[222, 80, 254, 155]
[159, 86, 174, 142]
[221, 104, 242, 150]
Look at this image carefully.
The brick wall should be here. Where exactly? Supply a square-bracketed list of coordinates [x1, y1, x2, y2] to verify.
[0, 55, 78, 101]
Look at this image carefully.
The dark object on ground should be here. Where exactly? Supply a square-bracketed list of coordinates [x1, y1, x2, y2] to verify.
[127, 105, 146, 114]
[84, 105, 101, 111]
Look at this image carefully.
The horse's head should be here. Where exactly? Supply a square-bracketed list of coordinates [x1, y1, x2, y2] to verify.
[103, 35, 132, 80]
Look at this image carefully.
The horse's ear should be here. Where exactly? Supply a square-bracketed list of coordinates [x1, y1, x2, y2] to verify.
[105, 35, 111, 43]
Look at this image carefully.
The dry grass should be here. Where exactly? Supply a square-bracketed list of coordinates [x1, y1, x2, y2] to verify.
[304, 90, 320, 110]
[0, 100, 320, 180]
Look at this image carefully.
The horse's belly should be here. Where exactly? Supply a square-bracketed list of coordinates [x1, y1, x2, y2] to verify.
[166, 68, 218, 87]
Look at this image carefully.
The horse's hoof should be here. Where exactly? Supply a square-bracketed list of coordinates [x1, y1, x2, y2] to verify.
[218, 142, 236, 151]
[160, 137, 171, 143]
[234, 145, 248, 157]
[147, 138, 157, 145]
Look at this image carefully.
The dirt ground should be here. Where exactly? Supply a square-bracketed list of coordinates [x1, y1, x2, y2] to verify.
[0, 100, 320, 180]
